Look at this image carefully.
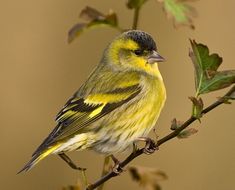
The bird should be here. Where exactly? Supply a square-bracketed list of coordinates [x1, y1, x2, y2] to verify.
[18, 30, 166, 173]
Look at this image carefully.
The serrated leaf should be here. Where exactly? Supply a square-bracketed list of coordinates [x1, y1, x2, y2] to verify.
[177, 128, 198, 139]
[128, 165, 167, 190]
[199, 70, 235, 94]
[158, 0, 197, 29]
[127, 0, 148, 9]
[68, 6, 120, 43]
[189, 97, 204, 119]
[189, 40, 235, 95]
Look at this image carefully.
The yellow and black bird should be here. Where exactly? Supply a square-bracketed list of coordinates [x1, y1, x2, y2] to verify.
[19, 30, 166, 173]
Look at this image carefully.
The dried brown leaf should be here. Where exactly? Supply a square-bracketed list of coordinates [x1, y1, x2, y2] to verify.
[68, 7, 120, 43]
[171, 118, 183, 130]
[177, 128, 198, 139]
[128, 165, 167, 190]
[79, 6, 105, 21]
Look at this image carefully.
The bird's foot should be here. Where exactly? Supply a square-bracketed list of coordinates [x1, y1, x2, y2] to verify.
[58, 153, 87, 171]
[112, 163, 123, 175]
[137, 137, 158, 155]
[73, 165, 87, 171]
[110, 155, 124, 174]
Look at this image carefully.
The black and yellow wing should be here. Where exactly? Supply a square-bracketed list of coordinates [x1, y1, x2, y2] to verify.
[19, 66, 143, 173]
[55, 84, 141, 138]
[33, 83, 142, 156]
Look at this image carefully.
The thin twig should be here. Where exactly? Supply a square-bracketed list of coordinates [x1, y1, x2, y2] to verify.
[132, 7, 140, 30]
[97, 156, 112, 190]
[86, 86, 235, 190]
[81, 170, 88, 187]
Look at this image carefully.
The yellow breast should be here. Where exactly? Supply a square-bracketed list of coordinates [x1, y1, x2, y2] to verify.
[135, 73, 166, 135]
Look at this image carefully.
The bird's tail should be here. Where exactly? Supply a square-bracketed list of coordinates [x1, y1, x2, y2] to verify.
[17, 144, 61, 174]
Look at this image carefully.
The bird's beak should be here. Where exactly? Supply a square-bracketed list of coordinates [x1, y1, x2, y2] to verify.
[147, 50, 165, 64]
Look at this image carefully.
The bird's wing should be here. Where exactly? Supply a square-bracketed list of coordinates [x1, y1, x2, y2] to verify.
[55, 84, 142, 139]
[32, 79, 142, 156]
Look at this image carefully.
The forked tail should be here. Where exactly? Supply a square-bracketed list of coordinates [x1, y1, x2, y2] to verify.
[18, 144, 60, 174]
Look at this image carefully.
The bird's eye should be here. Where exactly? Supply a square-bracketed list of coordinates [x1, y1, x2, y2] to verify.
[134, 49, 143, 56]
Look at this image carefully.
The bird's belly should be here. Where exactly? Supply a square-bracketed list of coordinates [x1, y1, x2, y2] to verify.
[53, 97, 160, 154]
[55, 78, 166, 155]
[91, 90, 165, 154]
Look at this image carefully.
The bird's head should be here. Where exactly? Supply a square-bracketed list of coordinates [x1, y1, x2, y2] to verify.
[105, 30, 165, 77]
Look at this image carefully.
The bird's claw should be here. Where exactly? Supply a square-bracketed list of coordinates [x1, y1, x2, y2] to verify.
[112, 162, 124, 175]
[143, 143, 158, 154]
[78, 167, 87, 171]
[110, 155, 124, 174]
[69, 164, 87, 171]
[137, 137, 158, 155]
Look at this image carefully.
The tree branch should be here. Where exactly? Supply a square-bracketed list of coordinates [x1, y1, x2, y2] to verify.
[86, 85, 235, 190]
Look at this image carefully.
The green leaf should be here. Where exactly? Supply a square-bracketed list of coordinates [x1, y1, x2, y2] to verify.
[189, 40, 235, 95]
[158, 0, 197, 29]
[128, 165, 167, 190]
[68, 6, 120, 43]
[199, 71, 235, 94]
[126, 0, 148, 9]
[177, 128, 198, 139]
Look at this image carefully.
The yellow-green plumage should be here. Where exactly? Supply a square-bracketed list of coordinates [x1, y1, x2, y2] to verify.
[19, 30, 166, 173]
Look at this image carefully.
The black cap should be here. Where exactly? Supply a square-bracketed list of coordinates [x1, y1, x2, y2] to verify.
[124, 30, 157, 51]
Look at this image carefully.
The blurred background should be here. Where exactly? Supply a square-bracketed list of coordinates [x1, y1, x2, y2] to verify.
[1, 0, 235, 189]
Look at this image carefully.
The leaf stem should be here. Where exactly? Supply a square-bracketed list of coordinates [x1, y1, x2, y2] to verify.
[132, 7, 140, 30]
[86, 85, 235, 190]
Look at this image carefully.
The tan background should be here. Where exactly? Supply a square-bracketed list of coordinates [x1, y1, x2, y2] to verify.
[1, 0, 235, 190]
